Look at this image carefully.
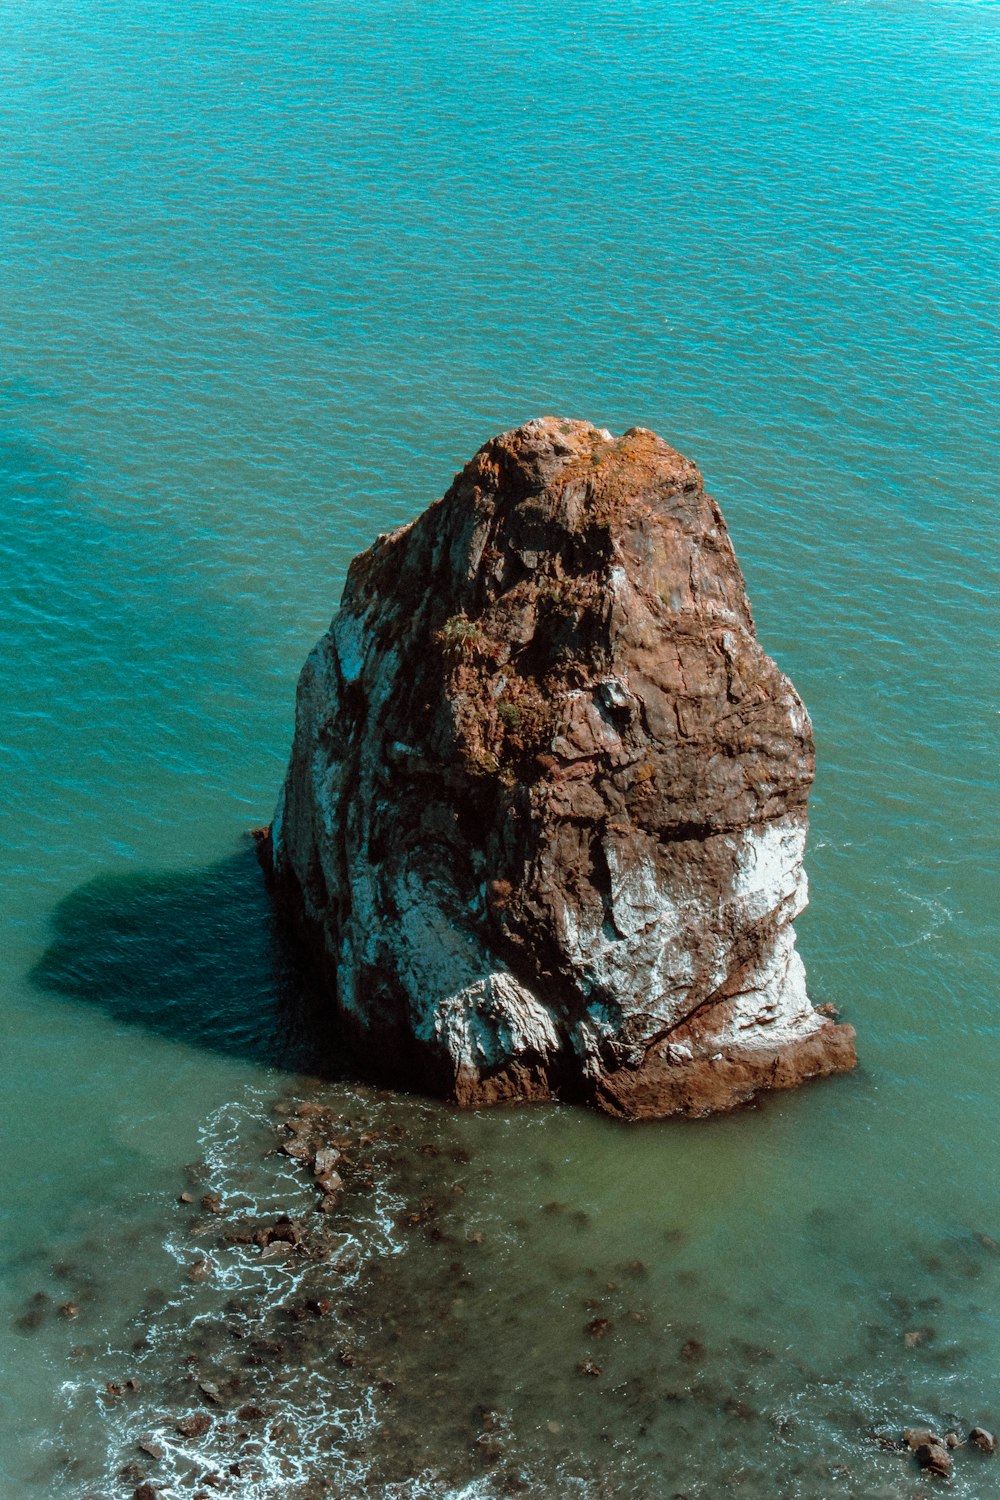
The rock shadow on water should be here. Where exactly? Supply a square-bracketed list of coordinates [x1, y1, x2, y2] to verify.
[30, 837, 348, 1076]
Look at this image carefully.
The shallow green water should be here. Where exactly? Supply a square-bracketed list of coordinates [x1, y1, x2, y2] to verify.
[1, 0, 998, 1494]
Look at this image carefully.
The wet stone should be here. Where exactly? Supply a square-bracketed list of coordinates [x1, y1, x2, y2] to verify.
[905, 1428, 941, 1451]
[176, 1411, 213, 1438]
[255, 1218, 304, 1248]
[969, 1427, 997, 1453]
[280, 1138, 313, 1161]
[313, 1145, 342, 1181]
[914, 1441, 953, 1477]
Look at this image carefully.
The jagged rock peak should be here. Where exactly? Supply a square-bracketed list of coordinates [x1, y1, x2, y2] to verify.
[267, 417, 856, 1117]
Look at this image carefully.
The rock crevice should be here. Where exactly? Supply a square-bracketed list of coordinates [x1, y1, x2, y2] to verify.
[267, 417, 856, 1117]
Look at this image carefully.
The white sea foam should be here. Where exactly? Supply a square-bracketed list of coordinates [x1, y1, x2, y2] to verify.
[54, 1087, 580, 1500]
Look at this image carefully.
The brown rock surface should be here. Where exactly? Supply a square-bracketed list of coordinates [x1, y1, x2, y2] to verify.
[267, 418, 855, 1117]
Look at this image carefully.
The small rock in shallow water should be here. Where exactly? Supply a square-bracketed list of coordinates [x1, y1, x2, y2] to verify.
[914, 1441, 952, 1477]
[904, 1327, 934, 1348]
[138, 1438, 165, 1460]
[176, 1412, 212, 1439]
[198, 1380, 222, 1404]
[280, 1138, 313, 1161]
[904, 1428, 941, 1451]
[258, 1217, 304, 1247]
[585, 1318, 611, 1339]
[133, 1484, 161, 1500]
[944, 1431, 962, 1448]
[59, 1302, 81, 1319]
[296, 1100, 334, 1119]
[259, 1239, 293, 1258]
[313, 1145, 342, 1182]
[577, 1359, 602, 1378]
[969, 1427, 997, 1453]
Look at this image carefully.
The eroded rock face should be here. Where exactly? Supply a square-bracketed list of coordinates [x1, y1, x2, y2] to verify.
[268, 418, 856, 1118]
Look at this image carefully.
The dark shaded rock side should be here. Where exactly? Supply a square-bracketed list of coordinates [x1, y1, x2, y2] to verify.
[266, 418, 856, 1117]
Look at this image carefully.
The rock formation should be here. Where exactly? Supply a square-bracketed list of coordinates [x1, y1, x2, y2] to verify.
[266, 417, 856, 1118]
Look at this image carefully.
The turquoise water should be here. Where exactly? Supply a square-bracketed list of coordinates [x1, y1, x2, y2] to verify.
[1, 0, 998, 1493]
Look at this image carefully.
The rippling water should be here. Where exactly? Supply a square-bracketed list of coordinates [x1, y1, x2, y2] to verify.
[1, 0, 998, 1495]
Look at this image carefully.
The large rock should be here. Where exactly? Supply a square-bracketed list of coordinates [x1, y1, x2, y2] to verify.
[267, 418, 856, 1118]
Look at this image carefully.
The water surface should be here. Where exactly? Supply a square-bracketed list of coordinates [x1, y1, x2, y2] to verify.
[1, 0, 998, 1494]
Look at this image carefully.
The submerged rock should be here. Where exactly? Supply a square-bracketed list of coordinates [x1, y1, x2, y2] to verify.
[267, 418, 856, 1118]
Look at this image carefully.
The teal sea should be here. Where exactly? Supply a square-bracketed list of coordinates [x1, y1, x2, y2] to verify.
[1, 0, 998, 1495]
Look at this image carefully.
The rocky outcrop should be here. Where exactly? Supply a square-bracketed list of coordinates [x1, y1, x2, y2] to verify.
[267, 418, 856, 1118]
